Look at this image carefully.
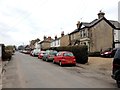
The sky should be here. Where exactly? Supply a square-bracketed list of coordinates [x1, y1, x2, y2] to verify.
[0, 0, 120, 46]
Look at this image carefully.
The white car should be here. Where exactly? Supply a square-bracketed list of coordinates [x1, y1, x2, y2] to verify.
[31, 49, 41, 56]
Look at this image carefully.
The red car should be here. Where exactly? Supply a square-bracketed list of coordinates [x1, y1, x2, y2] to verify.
[100, 48, 117, 58]
[53, 51, 76, 66]
[38, 51, 46, 59]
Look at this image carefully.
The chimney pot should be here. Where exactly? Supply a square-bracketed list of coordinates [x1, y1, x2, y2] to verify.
[76, 21, 80, 29]
[98, 10, 105, 19]
[48, 36, 51, 40]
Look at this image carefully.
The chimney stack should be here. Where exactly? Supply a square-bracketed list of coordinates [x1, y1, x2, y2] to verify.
[98, 10, 105, 19]
[61, 31, 64, 37]
[55, 35, 57, 40]
[48, 36, 51, 40]
[43, 36, 46, 40]
[76, 21, 80, 29]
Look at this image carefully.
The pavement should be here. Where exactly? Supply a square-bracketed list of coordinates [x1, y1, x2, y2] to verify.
[0, 60, 2, 90]
[0, 60, 9, 90]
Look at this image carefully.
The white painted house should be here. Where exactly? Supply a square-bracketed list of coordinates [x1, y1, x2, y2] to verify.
[51, 36, 60, 47]
[35, 41, 41, 49]
[115, 1, 120, 48]
[118, 1, 120, 28]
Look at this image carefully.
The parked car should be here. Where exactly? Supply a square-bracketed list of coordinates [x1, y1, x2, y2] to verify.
[111, 48, 120, 88]
[22, 50, 31, 54]
[38, 51, 46, 59]
[100, 48, 117, 58]
[53, 51, 76, 66]
[30, 50, 34, 56]
[31, 49, 41, 57]
[42, 50, 58, 62]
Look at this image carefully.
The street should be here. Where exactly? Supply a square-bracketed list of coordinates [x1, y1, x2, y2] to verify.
[2, 52, 116, 88]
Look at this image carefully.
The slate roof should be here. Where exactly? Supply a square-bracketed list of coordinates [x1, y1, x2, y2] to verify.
[69, 17, 120, 35]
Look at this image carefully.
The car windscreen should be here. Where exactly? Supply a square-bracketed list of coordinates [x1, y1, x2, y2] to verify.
[104, 48, 112, 52]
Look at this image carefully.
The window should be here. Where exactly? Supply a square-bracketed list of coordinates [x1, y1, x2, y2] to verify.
[80, 31, 82, 38]
[64, 52, 74, 56]
[91, 33, 92, 37]
[58, 40, 60, 45]
[72, 34, 74, 39]
[55, 41, 56, 46]
[83, 32, 86, 37]
[84, 42, 86, 45]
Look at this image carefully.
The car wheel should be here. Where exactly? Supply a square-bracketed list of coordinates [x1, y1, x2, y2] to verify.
[109, 55, 112, 58]
[53, 60, 55, 64]
[73, 64, 76, 66]
[116, 75, 120, 88]
[59, 61, 62, 66]
[33, 54, 35, 57]
[46, 58, 48, 62]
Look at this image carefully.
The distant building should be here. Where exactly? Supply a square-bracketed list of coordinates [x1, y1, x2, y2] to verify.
[29, 38, 40, 49]
[0, 44, 4, 61]
[0, 44, 5, 61]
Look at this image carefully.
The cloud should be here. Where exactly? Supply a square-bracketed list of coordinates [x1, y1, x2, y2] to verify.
[0, 0, 119, 46]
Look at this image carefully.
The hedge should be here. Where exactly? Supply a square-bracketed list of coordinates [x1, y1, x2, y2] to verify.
[88, 51, 101, 57]
[2, 45, 12, 61]
[47, 45, 88, 64]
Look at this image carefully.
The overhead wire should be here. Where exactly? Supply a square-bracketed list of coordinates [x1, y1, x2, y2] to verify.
[0, 0, 49, 31]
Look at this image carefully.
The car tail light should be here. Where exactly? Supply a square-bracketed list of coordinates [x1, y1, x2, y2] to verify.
[73, 59, 76, 61]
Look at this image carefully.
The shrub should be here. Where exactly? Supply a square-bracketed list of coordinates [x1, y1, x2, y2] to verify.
[89, 51, 101, 57]
[2, 51, 12, 61]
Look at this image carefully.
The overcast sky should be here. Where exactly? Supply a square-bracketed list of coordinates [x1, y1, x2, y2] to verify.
[0, 0, 120, 46]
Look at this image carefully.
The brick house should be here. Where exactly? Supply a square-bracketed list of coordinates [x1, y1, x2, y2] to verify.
[40, 36, 53, 50]
[60, 31, 70, 47]
[50, 32, 70, 47]
[29, 38, 40, 49]
[60, 34, 70, 47]
[69, 11, 120, 52]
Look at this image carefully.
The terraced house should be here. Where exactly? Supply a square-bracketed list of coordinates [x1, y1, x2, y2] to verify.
[69, 11, 120, 52]
[51, 32, 70, 47]
[40, 36, 53, 50]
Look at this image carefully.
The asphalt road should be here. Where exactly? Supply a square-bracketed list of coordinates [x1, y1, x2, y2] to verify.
[2, 52, 116, 88]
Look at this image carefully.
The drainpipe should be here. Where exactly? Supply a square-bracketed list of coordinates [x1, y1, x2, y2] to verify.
[68, 34, 71, 45]
[112, 28, 115, 48]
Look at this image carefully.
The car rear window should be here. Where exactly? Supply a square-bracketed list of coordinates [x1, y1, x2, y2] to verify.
[64, 52, 74, 56]
[50, 51, 57, 55]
